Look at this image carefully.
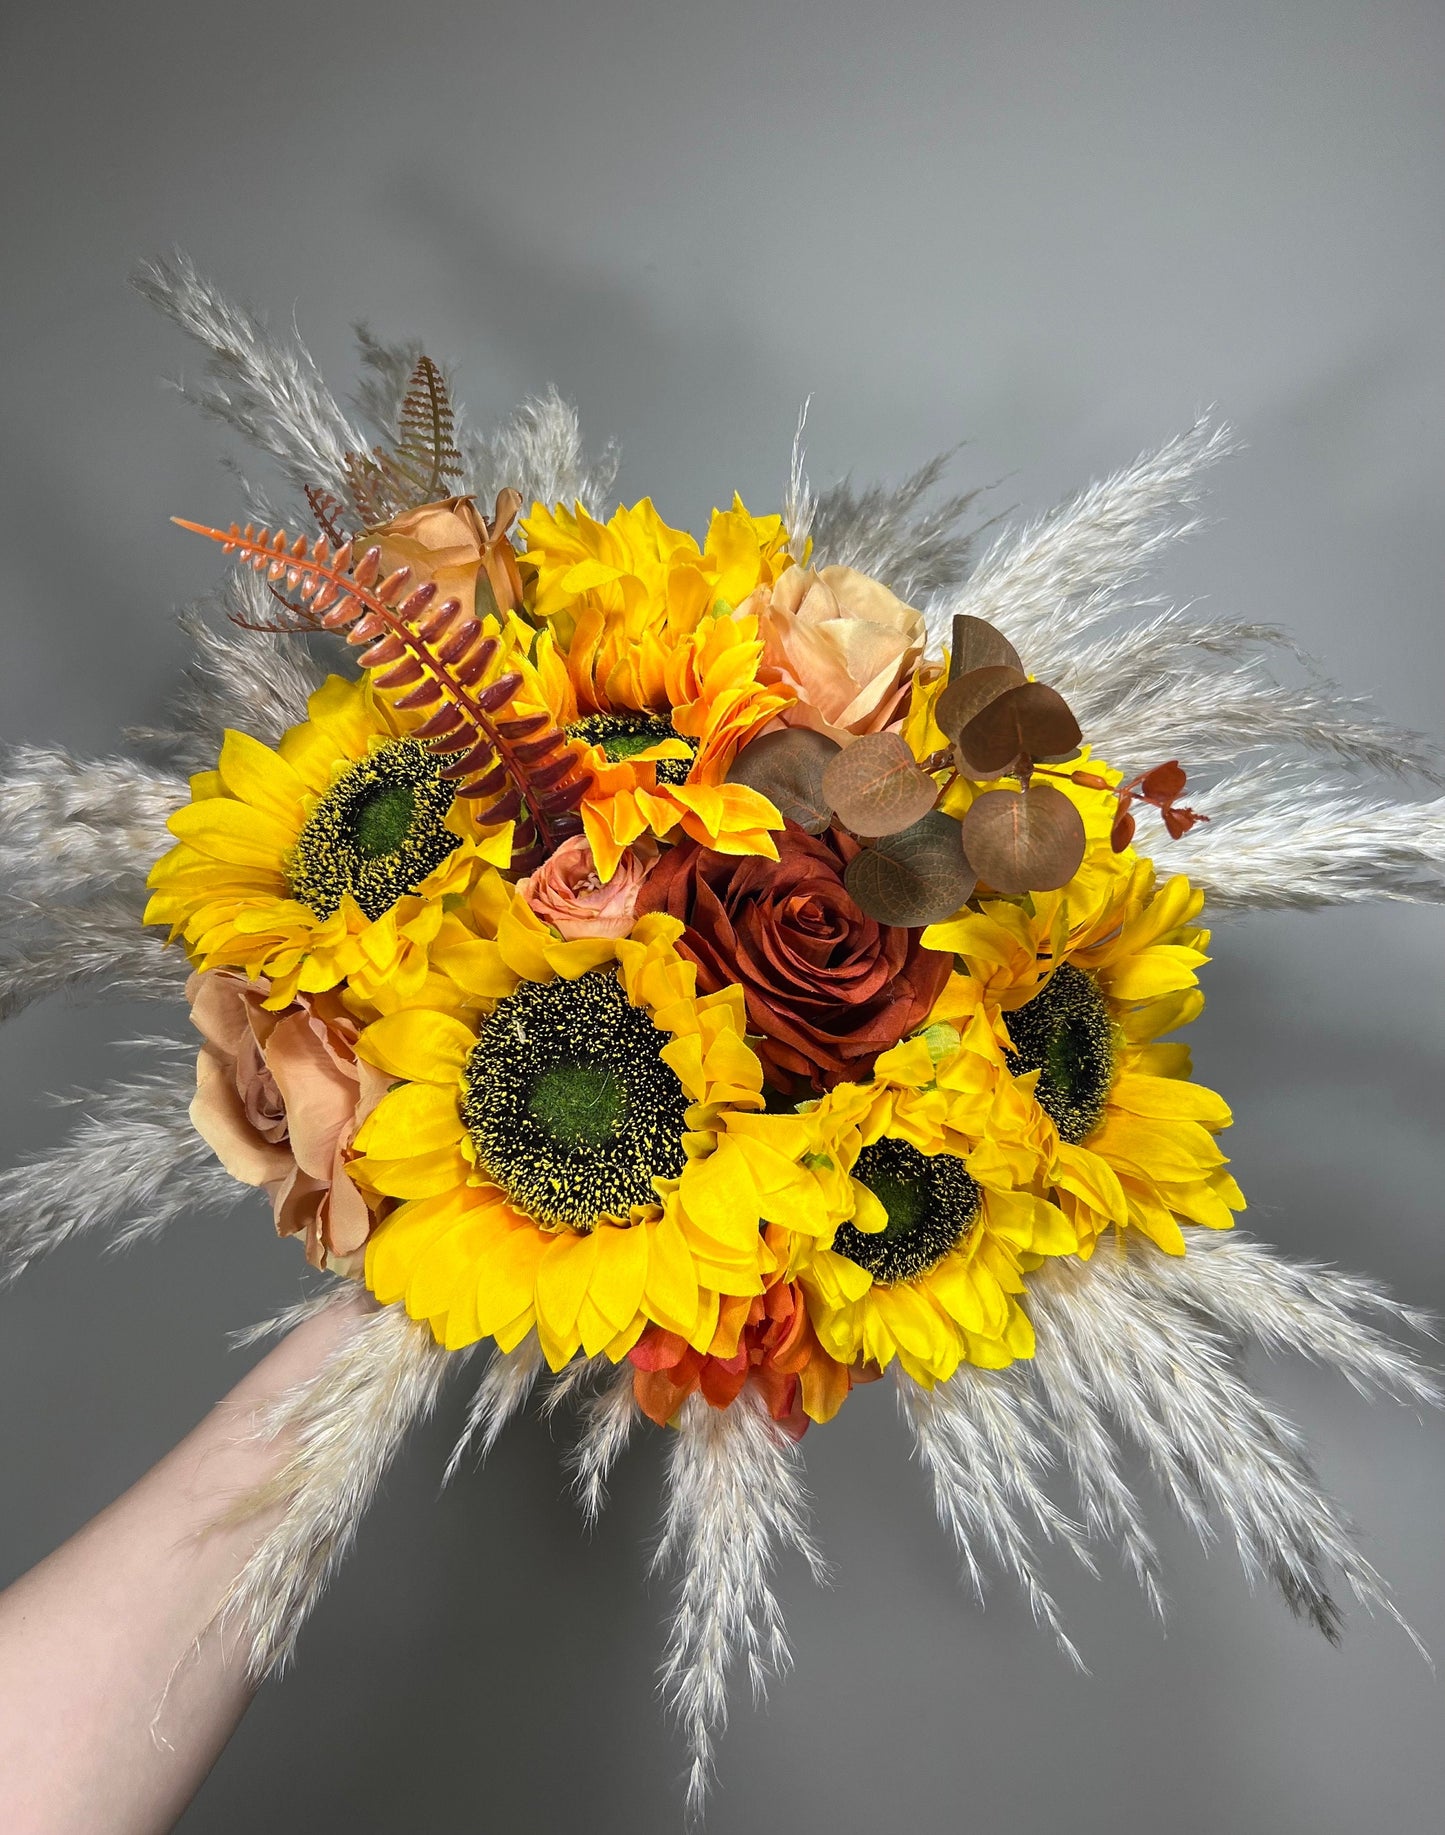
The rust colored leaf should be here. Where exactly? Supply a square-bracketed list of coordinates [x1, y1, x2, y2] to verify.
[1140, 759, 1187, 803]
[726, 728, 840, 834]
[844, 811, 978, 928]
[949, 613, 1023, 681]
[1110, 805, 1137, 852]
[821, 731, 939, 838]
[957, 682, 1082, 777]
[935, 665, 1027, 745]
[959, 783, 1087, 894]
[1161, 803, 1207, 839]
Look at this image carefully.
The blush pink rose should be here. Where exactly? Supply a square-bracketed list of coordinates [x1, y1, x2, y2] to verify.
[515, 835, 652, 939]
[187, 971, 390, 1275]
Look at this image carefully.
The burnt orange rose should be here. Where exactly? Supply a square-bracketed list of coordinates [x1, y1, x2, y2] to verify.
[370, 489, 525, 620]
[636, 825, 951, 1093]
[187, 971, 390, 1274]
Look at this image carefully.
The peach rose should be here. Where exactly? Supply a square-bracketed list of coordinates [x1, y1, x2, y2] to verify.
[370, 489, 525, 620]
[515, 835, 652, 939]
[187, 971, 390, 1275]
[738, 564, 927, 741]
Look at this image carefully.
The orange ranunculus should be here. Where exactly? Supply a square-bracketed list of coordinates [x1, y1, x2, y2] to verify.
[737, 564, 927, 741]
[369, 490, 525, 620]
[187, 970, 390, 1273]
[629, 1275, 870, 1434]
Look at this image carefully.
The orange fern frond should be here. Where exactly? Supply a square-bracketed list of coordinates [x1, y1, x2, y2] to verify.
[174, 518, 588, 870]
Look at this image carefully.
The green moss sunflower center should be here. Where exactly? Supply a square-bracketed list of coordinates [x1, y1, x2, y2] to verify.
[461, 969, 690, 1229]
[288, 739, 459, 922]
[1006, 962, 1115, 1144]
[832, 1138, 980, 1283]
[568, 712, 698, 787]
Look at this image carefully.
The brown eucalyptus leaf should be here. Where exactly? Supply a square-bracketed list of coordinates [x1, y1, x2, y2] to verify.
[950, 613, 1024, 680]
[957, 681, 1082, 776]
[725, 727, 840, 834]
[821, 731, 939, 838]
[844, 811, 978, 927]
[935, 665, 1026, 745]
[959, 783, 1086, 894]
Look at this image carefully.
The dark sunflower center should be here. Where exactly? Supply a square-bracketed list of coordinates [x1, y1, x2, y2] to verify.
[568, 712, 698, 787]
[287, 739, 459, 922]
[1005, 962, 1115, 1144]
[831, 1138, 980, 1283]
[461, 969, 689, 1229]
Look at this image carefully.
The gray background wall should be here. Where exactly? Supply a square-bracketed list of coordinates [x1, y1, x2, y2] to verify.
[1, 2, 1442, 1830]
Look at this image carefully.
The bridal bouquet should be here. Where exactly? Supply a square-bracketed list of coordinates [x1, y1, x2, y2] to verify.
[2, 259, 1439, 1816]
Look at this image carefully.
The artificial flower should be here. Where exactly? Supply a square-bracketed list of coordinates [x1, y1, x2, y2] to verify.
[145, 674, 513, 1008]
[348, 905, 848, 1368]
[738, 563, 928, 740]
[629, 1266, 870, 1434]
[517, 608, 792, 879]
[925, 845, 1244, 1255]
[369, 491, 526, 619]
[795, 1006, 1079, 1385]
[187, 969, 389, 1273]
[637, 822, 953, 1092]
[515, 833, 652, 938]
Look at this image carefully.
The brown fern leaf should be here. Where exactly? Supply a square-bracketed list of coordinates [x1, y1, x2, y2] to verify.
[306, 485, 353, 546]
[341, 450, 395, 529]
[174, 518, 590, 868]
[380, 356, 464, 504]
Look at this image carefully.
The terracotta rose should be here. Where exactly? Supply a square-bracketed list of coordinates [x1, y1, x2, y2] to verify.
[187, 971, 390, 1274]
[737, 564, 927, 741]
[636, 825, 951, 1093]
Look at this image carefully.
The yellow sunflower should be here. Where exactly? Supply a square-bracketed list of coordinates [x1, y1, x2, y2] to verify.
[514, 496, 800, 879]
[924, 842, 1245, 1258]
[520, 494, 795, 674]
[145, 674, 514, 1010]
[791, 987, 1080, 1386]
[349, 900, 850, 1368]
[514, 610, 792, 880]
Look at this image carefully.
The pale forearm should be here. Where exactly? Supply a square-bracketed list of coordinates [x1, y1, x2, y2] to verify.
[0, 1293, 365, 1835]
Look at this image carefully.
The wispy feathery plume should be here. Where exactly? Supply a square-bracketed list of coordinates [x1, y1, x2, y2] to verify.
[216, 1300, 454, 1677]
[1026, 1246, 1429, 1648]
[0, 746, 184, 904]
[129, 591, 329, 771]
[653, 1391, 829, 1821]
[568, 1365, 642, 1523]
[1131, 1231, 1439, 1406]
[1172, 783, 1445, 909]
[133, 253, 364, 500]
[1080, 664, 1445, 785]
[782, 399, 815, 557]
[0, 1048, 239, 1288]
[808, 453, 985, 605]
[463, 387, 619, 518]
[896, 1369, 1090, 1665]
[0, 900, 184, 1024]
[349, 324, 426, 441]
[442, 1335, 543, 1485]
[936, 414, 1234, 658]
